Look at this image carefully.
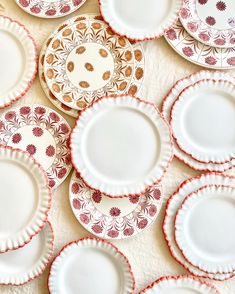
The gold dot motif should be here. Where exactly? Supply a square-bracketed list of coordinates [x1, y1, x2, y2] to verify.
[134, 49, 143, 62]
[62, 29, 72, 37]
[52, 83, 60, 93]
[52, 39, 60, 49]
[79, 81, 90, 88]
[63, 94, 72, 102]
[67, 61, 74, 72]
[46, 69, 54, 79]
[128, 85, 137, 95]
[85, 63, 94, 71]
[135, 68, 144, 80]
[76, 46, 86, 54]
[119, 81, 128, 91]
[92, 22, 102, 29]
[125, 66, 132, 77]
[118, 38, 126, 47]
[76, 100, 87, 108]
[76, 22, 87, 30]
[99, 48, 108, 58]
[125, 50, 132, 61]
[46, 54, 54, 64]
[102, 71, 111, 81]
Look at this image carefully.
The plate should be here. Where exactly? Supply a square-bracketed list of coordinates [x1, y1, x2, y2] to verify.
[180, 0, 235, 48]
[15, 0, 87, 18]
[0, 222, 54, 285]
[165, 19, 235, 69]
[162, 70, 235, 172]
[98, 0, 182, 41]
[163, 173, 235, 280]
[48, 237, 135, 294]
[139, 275, 220, 294]
[70, 95, 173, 197]
[0, 105, 72, 190]
[69, 170, 162, 239]
[175, 185, 235, 274]
[0, 146, 51, 253]
[0, 16, 37, 109]
[170, 79, 235, 164]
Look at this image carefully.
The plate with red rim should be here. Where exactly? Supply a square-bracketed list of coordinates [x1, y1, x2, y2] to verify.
[15, 0, 87, 18]
[70, 95, 173, 198]
[98, 0, 182, 41]
[69, 170, 162, 240]
[0, 16, 37, 109]
[164, 19, 235, 69]
[0, 146, 51, 253]
[0, 221, 54, 286]
[48, 237, 135, 294]
[179, 0, 235, 48]
[170, 79, 235, 165]
[163, 173, 235, 280]
[162, 70, 235, 172]
[0, 105, 72, 190]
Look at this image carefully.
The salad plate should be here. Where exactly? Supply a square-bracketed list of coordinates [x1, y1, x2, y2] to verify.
[0, 16, 37, 109]
[180, 0, 235, 48]
[69, 171, 162, 239]
[98, 0, 182, 41]
[48, 237, 135, 294]
[0, 105, 72, 189]
[0, 146, 51, 253]
[70, 95, 173, 197]
[0, 222, 54, 285]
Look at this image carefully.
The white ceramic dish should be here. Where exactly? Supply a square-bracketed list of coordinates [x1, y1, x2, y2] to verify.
[0, 146, 51, 253]
[48, 237, 135, 294]
[70, 95, 172, 197]
[0, 16, 37, 109]
[98, 0, 182, 41]
[0, 222, 54, 285]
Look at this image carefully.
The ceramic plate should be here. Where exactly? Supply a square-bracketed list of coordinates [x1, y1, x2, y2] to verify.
[180, 0, 235, 48]
[139, 275, 220, 294]
[163, 173, 235, 280]
[170, 79, 235, 164]
[15, 0, 87, 18]
[98, 0, 182, 41]
[175, 185, 235, 274]
[0, 16, 37, 109]
[0, 105, 72, 190]
[48, 237, 135, 294]
[165, 19, 235, 69]
[162, 70, 235, 172]
[70, 95, 172, 197]
[69, 171, 162, 239]
[0, 222, 54, 285]
[0, 146, 51, 253]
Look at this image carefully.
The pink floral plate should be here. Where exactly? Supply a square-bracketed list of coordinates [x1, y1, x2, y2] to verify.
[15, 0, 87, 18]
[69, 171, 162, 240]
[180, 0, 235, 48]
[0, 105, 72, 190]
[165, 19, 235, 69]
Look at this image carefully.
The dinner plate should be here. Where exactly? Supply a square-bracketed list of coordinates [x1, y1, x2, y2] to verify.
[70, 95, 172, 197]
[139, 275, 220, 294]
[170, 79, 235, 164]
[15, 0, 87, 18]
[162, 70, 235, 172]
[0, 105, 72, 190]
[175, 185, 235, 274]
[180, 0, 235, 48]
[69, 171, 162, 239]
[163, 173, 235, 280]
[0, 146, 51, 253]
[0, 222, 54, 285]
[0, 16, 37, 109]
[165, 19, 235, 69]
[98, 0, 182, 41]
[48, 237, 135, 294]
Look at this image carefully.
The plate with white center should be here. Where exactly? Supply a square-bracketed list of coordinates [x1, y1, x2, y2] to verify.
[0, 146, 51, 253]
[170, 79, 235, 164]
[48, 237, 135, 294]
[0, 16, 37, 109]
[0, 105, 72, 190]
[70, 95, 172, 197]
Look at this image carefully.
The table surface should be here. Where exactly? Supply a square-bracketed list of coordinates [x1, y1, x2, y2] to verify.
[0, 0, 235, 293]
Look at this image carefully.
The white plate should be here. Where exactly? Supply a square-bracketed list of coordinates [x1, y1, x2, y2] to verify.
[70, 95, 172, 197]
[139, 275, 220, 294]
[171, 79, 235, 164]
[48, 237, 135, 294]
[0, 16, 37, 109]
[175, 185, 235, 274]
[98, 0, 182, 41]
[163, 173, 235, 280]
[0, 146, 51, 253]
[0, 222, 54, 285]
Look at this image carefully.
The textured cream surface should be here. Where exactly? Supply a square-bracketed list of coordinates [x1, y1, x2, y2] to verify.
[0, 0, 235, 293]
